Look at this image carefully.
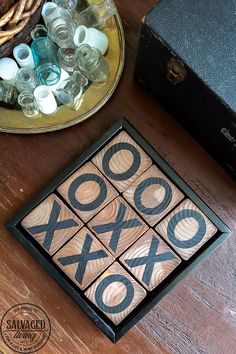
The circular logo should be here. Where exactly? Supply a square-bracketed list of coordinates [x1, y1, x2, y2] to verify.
[1, 303, 51, 354]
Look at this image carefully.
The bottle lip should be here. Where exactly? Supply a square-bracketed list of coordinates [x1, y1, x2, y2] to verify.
[42, 2, 57, 18]
[13, 44, 31, 62]
[18, 91, 35, 105]
[34, 85, 53, 101]
[77, 44, 100, 67]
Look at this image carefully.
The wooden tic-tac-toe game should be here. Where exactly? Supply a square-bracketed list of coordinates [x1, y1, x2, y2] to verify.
[7, 118, 231, 342]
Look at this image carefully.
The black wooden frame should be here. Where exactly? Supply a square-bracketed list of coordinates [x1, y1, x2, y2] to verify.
[6, 118, 231, 342]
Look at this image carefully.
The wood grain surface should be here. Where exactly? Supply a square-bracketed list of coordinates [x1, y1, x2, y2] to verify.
[120, 229, 181, 291]
[123, 165, 184, 226]
[53, 227, 114, 290]
[57, 161, 118, 222]
[0, 0, 236, 353]
[156, 199, 218, 260]
[21, 193, 83, 255]
[88, 196, 149, 256]
[92, 131, 152, 192]
[85, 262, 146, 325]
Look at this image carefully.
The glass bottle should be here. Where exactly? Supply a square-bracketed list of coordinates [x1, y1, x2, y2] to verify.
[16, 68, 38, 93]
[42, 5, 76, 48]
[77, 44, 109, 83]
[31, 28, 61, 86]
[18, 92, 40, 118]
[73, 0, 117, 29]
[52, 0, 78, 12]
[58, 46, 78, 74]
[55, 71, 88, 106]
[0, 81, 18, 105]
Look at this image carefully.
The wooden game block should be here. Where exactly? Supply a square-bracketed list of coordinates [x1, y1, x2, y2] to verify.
[21, 194, 83, 255]
[123, 165, 184, 226]
[120, 229, 181, 291]
[57, 162, 118, 222]
[156, 199, 218, 260]
[53, 227, 114, 290]
[85, 262, 146, 325]
[92, 131, 152, 192]
[88, 196, 149, 257]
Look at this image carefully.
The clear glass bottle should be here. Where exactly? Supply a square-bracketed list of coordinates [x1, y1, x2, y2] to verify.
[18, 92, 40, 118]
[16, 68, 38, 93]
[55, 71, 88, 106]
[0, 81, 18, 105]
[77, 44, 109, 83]
[43, 5, 76, 48]
[52, 0, 78, 12]
[73, 0, 117, 29]
[58, 46, 78, 74]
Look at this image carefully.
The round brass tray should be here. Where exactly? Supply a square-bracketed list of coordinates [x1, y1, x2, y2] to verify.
[0, 13, 125, 134]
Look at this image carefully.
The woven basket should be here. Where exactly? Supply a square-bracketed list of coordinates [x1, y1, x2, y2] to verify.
[0, 0, 46, 58]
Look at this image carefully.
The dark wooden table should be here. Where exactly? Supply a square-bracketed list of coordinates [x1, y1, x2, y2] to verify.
[0, 1, 235, 353]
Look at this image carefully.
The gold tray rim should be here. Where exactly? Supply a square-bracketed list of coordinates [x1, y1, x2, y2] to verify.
[0, 14, 125, 134]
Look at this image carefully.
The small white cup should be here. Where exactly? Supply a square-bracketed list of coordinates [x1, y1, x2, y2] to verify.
[74, 25, 109, 55]
[13, 43, 35, 69]
[34, 85, 57, 115]
[0, 58, 19, 86]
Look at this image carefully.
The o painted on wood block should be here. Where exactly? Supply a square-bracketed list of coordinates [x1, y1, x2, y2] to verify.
[134, 177, 172, 215]
[167, 209, 207, 249]
[85, 262, 146, 325]
[123, 165, 184, 226]
[92, 131, 152, 192]
[156, 199, 218, 260]
[68, 173, 107, 212]
[102, 142, 141, 181]
[95, 274, 134, 314]
[57, 162, 118, 222]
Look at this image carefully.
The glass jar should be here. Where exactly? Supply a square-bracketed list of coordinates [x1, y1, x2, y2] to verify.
[73, 0, 117, 29]
[58, 46, 78, 74]
[16, 68, 38, 93]
[18, 92, 40, 118]
[77, 44, 109, 83]
[0, 81, 18, 105]
[42, 5, 76, 48]
[55, 71, 88, 106]
[52, 0, 78, 12]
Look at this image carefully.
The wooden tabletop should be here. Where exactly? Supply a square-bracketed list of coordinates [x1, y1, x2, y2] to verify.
[0, 1, 236, 353]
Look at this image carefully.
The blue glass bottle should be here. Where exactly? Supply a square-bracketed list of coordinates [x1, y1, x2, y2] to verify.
[31, 26, 61, 86]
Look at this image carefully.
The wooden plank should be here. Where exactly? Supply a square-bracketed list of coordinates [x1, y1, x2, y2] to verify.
[88, 196, 149, 256]
[120, 229, 181, 291]
[57, 162, 118, 222]
[92, 131, 152, 192]
[123, 164, 184, 226]
[53, 227, 114, 290]
[85, 262, 146, 325]
[21, 193, 83, 255]
[156, 199, 218, 260]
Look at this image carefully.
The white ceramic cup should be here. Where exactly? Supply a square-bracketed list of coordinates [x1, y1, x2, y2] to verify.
[34, 85, 57, 115]
[74, 25, 109, 55]
[0, 58, 19, 86]
[13, 43, 35, 69]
